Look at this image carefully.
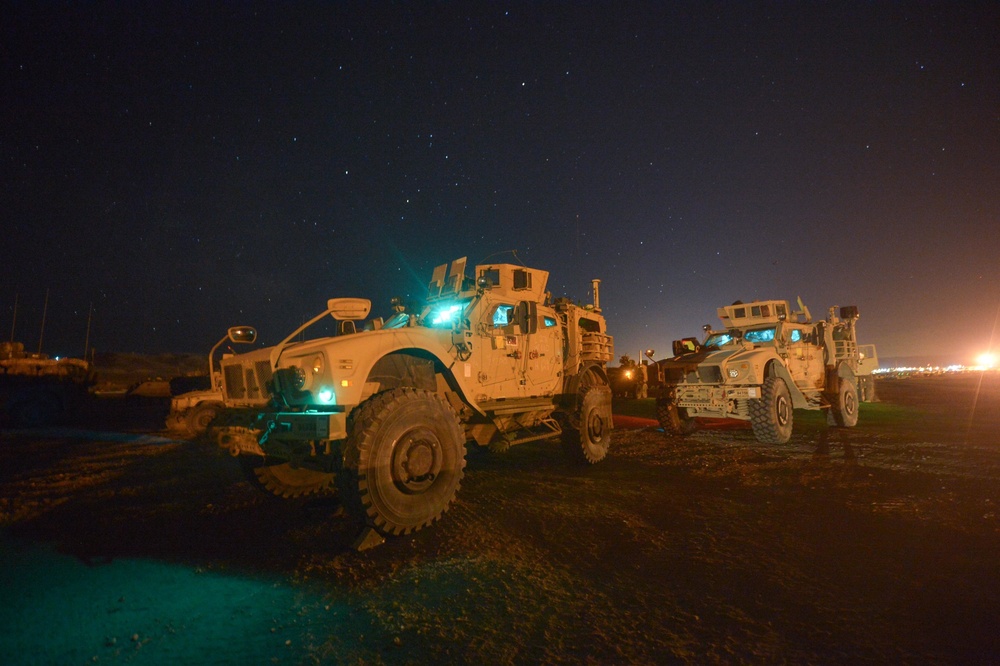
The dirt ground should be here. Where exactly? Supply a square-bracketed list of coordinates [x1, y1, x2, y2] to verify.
[2, 374, 1000, 664]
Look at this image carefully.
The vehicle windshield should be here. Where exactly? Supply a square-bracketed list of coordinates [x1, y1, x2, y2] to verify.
[743, 327, 776, 344]
[704, 331, 738, 348]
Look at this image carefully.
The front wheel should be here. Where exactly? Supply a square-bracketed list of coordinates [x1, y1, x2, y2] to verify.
[186, 402, 222, 435]
[826, 377, 859, 427]
[656, 396, 698, 436]
[239, 456, 336, 498]
[750, 376, 794, 444]
[340, 388, 466, 536]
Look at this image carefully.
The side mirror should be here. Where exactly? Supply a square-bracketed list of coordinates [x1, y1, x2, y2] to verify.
[228, 326, 257, 344]
[327, 298, 371, 321]
[840, 305, 859, 319]
[516, 301, 538, 335]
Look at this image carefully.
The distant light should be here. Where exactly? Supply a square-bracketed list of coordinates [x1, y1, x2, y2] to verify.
[976, 352, 997, 369]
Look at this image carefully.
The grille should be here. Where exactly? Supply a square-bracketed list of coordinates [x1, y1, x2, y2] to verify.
[222, 357, 273, 404]
[697, 366, 723, 383]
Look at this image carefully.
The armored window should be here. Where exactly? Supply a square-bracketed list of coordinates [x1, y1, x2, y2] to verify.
[775, 303, 787, 318]
[543, 316, 557, 328]
[734, 307, 746, 319]
[479, 268, 500, 289]
[760, 304, 770, 317]
[493, 305, 516, 327]
[744, 327, 775, 343]
[513, 269, 532, 290]
[789, 329, 802, 343]
[751, 305, 761, 317]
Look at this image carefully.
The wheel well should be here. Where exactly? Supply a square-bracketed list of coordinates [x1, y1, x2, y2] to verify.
[366, 350, 440, 393]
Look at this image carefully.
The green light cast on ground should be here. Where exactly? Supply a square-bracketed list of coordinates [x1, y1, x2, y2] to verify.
[0, 535, 353, 665]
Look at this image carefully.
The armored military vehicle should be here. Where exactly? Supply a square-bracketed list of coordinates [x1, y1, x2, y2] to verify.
[164, 326, 258, 435]
[0, 342, 92, 426]
[215, 257, 614, 542]
[656, 299, 861, 444]
[856, 343, 879, 402]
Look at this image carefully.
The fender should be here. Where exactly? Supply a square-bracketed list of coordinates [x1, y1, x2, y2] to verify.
[767, 360, 811, 409]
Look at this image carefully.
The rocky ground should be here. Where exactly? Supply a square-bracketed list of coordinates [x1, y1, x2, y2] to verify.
[1, 374, 999, 664]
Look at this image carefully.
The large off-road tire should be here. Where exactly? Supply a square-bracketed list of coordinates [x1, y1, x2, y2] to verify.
[655, 397, 698, 436]
[238, 456, 337, 499]
[826, 377, 859, 427]
[561, 385, 613, 464]
[186, 402, 222, 435]
[750, 376, 794, 444]
[340, 388, 466, 536]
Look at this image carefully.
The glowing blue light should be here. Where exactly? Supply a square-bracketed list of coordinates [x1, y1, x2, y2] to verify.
[318, 389, 335, 404]
[431, 303, 463, 326]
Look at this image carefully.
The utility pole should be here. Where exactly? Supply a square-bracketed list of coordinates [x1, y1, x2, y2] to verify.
[9, 292, 17, 343]
[38, 288, 49, 354]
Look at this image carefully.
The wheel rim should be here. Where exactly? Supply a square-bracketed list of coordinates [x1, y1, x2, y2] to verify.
[776, 394, 790, 426]
[390, 426, 443, 494]
[844, 389, 857, 416]
[587, 408, 606, 443]
[193, 408, 217, 431]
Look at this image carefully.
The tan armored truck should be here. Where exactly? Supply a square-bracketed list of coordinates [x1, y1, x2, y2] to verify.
[215, 257, 614, 541]
[656, 299, 861, 444]
[1, 341, 92, 426]
[164, 326, 258, 435]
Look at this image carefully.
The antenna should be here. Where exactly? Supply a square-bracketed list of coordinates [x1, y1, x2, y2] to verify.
[84, 302, 93, 359]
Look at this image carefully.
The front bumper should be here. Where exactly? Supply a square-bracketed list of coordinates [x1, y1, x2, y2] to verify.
[673, 383, 760, 419]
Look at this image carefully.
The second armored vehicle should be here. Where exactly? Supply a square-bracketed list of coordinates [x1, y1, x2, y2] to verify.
[215, 257, 615, 541]
[164, 326, 258, 436]
[656, 299, 862, 444]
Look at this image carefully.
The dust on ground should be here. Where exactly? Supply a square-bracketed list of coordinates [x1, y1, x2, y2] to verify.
[1, 374, 999, 664]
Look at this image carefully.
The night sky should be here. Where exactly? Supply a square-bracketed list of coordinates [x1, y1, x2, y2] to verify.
[4, 3, 998, 364]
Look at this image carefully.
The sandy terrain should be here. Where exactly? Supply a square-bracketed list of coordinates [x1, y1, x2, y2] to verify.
[1, 374, 999, 664]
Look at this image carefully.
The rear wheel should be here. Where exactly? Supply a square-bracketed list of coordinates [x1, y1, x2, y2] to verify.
[827, 377, 859, 427]
[562, 385, 613, 464]
[750, 376, 793, 444]
[340, 388, 466, 536]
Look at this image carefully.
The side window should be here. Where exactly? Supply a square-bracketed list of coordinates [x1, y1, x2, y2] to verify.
[543, 316, 557, 328]
[492, 305, 516, 328]
[789, 329, 802, 343]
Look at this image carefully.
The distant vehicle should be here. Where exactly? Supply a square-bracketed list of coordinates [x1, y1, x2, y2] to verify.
[0, 341, 93, 426]
[656, 299, 863, 444]
[214, 257, 614, 545]
[164, 327, 257, 435]
[856, 344, 879, 401]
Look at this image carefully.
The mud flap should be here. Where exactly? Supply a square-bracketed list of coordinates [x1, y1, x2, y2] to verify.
[352, 526, 386, 551]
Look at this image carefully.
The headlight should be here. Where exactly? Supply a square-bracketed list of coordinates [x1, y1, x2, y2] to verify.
[290, 366, 306, 390]
[273, 366, 306, 393]
[311, 355, 324, 375]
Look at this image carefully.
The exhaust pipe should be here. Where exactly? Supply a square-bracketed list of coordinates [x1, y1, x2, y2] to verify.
[591, 279, 601, 312]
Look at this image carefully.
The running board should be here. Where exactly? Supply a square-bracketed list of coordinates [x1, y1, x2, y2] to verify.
[500, 418, 562, 447]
